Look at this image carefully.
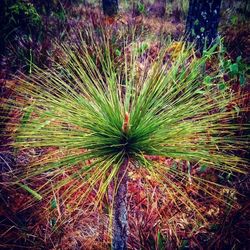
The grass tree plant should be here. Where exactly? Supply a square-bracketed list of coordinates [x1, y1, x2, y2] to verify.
[1, 32, 248, 249]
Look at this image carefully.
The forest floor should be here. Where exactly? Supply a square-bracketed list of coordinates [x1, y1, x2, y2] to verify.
[0, 4, 250, 250]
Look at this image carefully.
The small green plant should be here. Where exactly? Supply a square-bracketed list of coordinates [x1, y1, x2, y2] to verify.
[229, 56, 249, 85]
[136, 41, 149, 54]
[137, 2, 145, 14]
[1, 1, 43, 71]
[222, 55, 249, 86]
[2, 35, 248, 249]
[230, 15, 238, 26]
[8, 1, 41, 27]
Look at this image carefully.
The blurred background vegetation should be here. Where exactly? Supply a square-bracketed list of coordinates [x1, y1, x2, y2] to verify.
[0, 0, 249, 72]
[0, 1, 249, 250]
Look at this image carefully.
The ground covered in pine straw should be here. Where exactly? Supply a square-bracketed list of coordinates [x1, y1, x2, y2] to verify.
[1, 4, 250, 250]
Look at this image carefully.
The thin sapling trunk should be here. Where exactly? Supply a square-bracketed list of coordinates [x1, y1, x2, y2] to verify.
[112, 112, 130, 250]
[112, 157, 129, 250]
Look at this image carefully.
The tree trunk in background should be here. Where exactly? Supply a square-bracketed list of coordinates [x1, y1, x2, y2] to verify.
[0, 0, 6, 55]
[155, 0, 166, 17]
[150, 0, 166, 17]
[185, 0, 222, 51]
[112, 157, 129, 250]
[102, 0, 118, 16]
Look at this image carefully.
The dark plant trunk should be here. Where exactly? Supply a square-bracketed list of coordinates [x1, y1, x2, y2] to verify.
[0, 0, 7, 56]
[102, 0, 118, 16]
[112, 157, 129, 250]
[150, 0, 166, 17]
[185, 0, 222, 51]
[155, 0, 166, 17]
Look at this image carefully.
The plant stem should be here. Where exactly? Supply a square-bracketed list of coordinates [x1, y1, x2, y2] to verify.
[112, 156, 129, 250]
